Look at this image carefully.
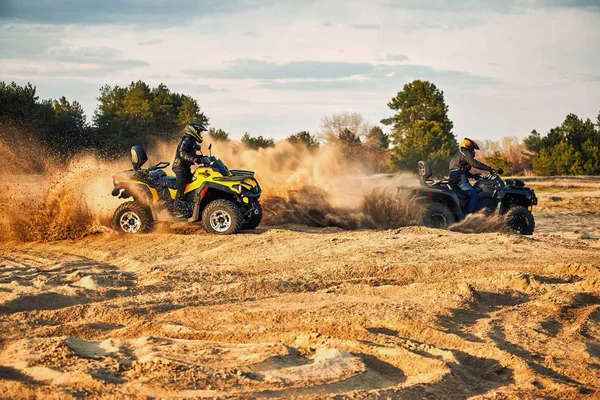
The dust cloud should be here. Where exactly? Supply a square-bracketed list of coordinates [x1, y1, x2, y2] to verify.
[449, 213, 512, 234]
[0, 132, 508, 241]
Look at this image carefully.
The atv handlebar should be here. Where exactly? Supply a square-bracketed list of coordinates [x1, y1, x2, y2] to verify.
[480, 167, 504, 180]
[474, 167, 506, 190]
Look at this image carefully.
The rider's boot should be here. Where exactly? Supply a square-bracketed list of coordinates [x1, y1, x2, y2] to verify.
[174, 200, 191, 219]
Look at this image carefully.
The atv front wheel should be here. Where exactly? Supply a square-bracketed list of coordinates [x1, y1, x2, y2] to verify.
[421, 203, 456, 229]
[113, 202, 153, 234]
[505, 206, 535, 235]
[202, 199, 243, 235]
[242, 201, 263, 230]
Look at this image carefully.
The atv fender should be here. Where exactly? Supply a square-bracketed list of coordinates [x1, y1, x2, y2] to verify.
[190, 183, 240, 222]
[497, 189, 535, 214]
[112, 183, 158, 220]
[422, 190, 464, 220]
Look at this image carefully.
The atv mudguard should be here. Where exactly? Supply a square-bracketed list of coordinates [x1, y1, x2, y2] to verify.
[189, 181, 262, 222]
[111, 182, 158, 220]
[497, 187, 536, 214]
[414, 186, 464, 220]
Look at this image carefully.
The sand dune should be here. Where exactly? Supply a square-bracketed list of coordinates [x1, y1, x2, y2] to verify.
[1, 178, 600, 398]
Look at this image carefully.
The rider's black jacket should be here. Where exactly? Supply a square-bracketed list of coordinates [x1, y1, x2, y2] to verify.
[448, 148, 493, 187]
[172, 135, 197, 171]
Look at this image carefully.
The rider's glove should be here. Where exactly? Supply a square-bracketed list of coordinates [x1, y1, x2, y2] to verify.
[193, 157, 203, 165]
[489, 168, 497, 175]
[473, 173, 483, 180]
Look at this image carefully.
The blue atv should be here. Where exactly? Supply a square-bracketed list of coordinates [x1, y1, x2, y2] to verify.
[407, 161, 538, 235]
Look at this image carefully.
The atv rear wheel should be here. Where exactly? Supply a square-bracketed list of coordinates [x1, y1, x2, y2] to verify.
[202, 199, 243, 235]
[505, 206, 535, 235]
[113, 202, 153, 234]
[242, 201, 263, 230]
[421, 203, 456, 229]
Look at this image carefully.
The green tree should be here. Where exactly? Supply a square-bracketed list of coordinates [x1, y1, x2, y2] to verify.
[484, 151, 513, 174]
[0, 82, 88, 161]
[0, 81, 54, 137]
[581, 138, 600, 174]
[177, 95, 206, 126]
[335, 128, 361, 158]
[529, 112, 600, 176]
[365, 126, 389, 149]
[93, 81, 208, 158]
[241, 133, 275, 150]
[533, 148, 556, 176]
[286, 131, 319, 149]
[523, 129, 542, 154]
[363, 126, 391, 172]
[338, 128, 361, 146]
[381, 80, 457, 175]
[50, 96, 88, 157]
[207, 127, 230, 142]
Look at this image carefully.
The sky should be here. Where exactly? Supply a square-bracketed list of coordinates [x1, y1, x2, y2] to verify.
[1, 0, 599, 141]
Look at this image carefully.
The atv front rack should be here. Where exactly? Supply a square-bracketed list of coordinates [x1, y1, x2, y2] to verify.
[214, 170, 255, 182]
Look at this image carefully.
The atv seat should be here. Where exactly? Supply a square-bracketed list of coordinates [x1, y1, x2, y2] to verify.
[417, 161, 434, 186]
[147, 169, 178, 189]
[131, 146, 170, 172]
[148, 169, 167, 180]
[156, 176, 177, 189]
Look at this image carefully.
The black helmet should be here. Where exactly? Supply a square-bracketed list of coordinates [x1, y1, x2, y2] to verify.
[184, 122, 206, 143]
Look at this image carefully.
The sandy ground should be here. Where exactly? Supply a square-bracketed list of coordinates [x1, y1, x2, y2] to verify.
[1, 178, 600, 399]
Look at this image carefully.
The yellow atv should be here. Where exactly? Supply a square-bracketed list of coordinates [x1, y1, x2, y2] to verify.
[111, 144, 262, 234]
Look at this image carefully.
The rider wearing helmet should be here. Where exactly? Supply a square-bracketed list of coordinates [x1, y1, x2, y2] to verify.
[448, 138, 496, 213]
[172, 122, 210, 218]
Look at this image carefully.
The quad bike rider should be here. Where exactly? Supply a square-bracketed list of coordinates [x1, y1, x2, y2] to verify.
[110, 124, 263, 235]
[448, 138, 496, 214]
[405, 151, 538, 235]
[173, 122, 209, 218]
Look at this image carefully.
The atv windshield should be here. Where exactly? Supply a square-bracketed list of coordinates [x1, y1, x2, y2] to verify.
[209, 156, 230, 176]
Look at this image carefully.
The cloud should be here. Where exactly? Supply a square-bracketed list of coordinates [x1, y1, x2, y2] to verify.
[258, 80, 364, 91]
[0, 25, 148, 77]
[47, 46, 148, 69]
[377, 64, 498, 85]
[561, 72, 600, 83]
[351, 23, 381, 30]
[0, 25, 64, 58]
[384, 0, 600, 13]
[138, 39, 164, 46]
[385, 53, 410, 62]
[169, 83, 226, 94]
[256, 63, 497, 92]
[1, 44, 148, 77]
[186, 59, 375, 80]
[0, 0, 280, 25]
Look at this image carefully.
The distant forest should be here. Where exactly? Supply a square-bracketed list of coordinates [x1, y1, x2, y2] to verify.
[1, 80, 598, 176]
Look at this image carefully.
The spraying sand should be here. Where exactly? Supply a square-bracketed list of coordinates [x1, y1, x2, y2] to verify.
[1, 132, 599, 398]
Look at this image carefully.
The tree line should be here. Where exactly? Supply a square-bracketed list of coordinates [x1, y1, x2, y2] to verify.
[0, 80, 598, 176]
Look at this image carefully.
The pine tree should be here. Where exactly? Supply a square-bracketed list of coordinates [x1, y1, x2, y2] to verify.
[382, 80, 457, 176]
